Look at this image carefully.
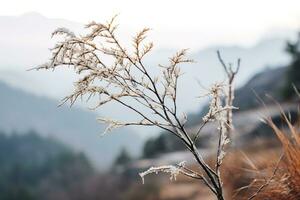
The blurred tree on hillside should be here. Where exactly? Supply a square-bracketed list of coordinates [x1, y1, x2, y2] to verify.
[114, 148, 132, 166]
[283, 32, 300, 98]
[0, 131, 94, 200]
[142, 131, 210, 158]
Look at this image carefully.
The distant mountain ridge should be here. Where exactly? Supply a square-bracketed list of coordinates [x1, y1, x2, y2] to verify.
[234, 66, 287, 110]
[0, 12, 293, 119]
[187, 66, 288, 126]
[0, 80, 142, 169]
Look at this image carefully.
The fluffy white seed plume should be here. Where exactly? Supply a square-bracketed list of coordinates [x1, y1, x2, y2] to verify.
[201, 82, 236, 167]
[97, 117, 125, 135]
[202, 83, 225, 122]
[139, 161, 186, 184]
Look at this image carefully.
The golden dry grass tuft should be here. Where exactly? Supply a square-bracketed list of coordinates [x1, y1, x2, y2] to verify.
[251, 116, 300, 200]
[221, 113, 300, 200]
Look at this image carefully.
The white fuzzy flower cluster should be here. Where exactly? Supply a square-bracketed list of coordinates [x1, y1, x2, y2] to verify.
[206, 83, 236, 163]
[202, 83, 225, 123]
[139, 161, 186, 184]
[97, 118, 126, 135]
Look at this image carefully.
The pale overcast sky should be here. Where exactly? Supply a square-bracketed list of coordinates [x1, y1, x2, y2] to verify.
[1, 0, 300, 48]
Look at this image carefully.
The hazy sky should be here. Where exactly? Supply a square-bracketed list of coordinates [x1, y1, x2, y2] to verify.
[1, 0, 300, 48]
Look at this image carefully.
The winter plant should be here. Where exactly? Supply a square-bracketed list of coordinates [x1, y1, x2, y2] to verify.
[34, 16, 240, 200]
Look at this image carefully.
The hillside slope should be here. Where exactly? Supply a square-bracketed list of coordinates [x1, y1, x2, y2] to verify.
[0, 131, 96, 200]
[0, 81, 142, 168]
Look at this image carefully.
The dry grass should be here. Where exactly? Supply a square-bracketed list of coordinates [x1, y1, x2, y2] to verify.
[248, 116, 300, 200]
[220, 113, 300, 200]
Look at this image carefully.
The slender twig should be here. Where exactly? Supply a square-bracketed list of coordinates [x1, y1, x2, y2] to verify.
[248, 152, 283, 200]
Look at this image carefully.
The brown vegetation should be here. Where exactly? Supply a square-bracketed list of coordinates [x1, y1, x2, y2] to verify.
[221, 111, 300, 200]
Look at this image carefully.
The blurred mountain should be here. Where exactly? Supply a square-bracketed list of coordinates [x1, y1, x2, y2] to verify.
[0, 80, 142, 169]
[0, 12, 294, 121]
[188, 66, 288, 126]
[0, 12, 82, 68]
[234, 66, 287, 110]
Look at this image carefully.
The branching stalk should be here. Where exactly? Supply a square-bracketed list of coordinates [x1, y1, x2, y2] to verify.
[34, 16, 240, 200]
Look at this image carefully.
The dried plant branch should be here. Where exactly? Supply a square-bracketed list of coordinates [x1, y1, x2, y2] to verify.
[217, 50, 240, 133]
[34, 16, 240, 200]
